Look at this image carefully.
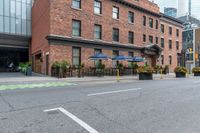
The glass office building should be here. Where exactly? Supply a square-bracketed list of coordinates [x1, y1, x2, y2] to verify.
[0, 0, 32, 36]
[0, 0, 32, 72]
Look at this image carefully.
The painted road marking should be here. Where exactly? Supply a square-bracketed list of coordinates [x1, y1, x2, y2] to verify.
[44, 107, 99, 133]
[87, 88, 142, 96]
[0, 82, 76, 91]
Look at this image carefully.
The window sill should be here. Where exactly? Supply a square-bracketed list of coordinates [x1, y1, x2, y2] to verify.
[128, 22, 134, 25]
[112, 18, 120, 21]
[94, 13, 103, 17]
[71, 36, 82, 39]
[71, 7, 82, 11]
[112, 41, 120, 43]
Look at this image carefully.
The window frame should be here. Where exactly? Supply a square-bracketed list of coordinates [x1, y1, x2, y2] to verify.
[112, 28, 119, 42]
[94, 0, 102, 15]
[112, 6, 119, 19]
[128, 31, 134, 44]
[94, 24, 102, 40]
[149, 35, 153, 44]
[72, 19, 81, 37]
[128, 11, 134, 23]
[143, 16, 146, 26]
[149, 18, 153, 28]
[72, 0, 81, 9]
[72, 47, 81, 66]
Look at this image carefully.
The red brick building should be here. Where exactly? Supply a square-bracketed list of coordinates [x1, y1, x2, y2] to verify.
[31, 0, 183, 75]
[159, 14, 183, 72]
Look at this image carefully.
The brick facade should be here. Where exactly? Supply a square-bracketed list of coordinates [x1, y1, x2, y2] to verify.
[31, 0, 183, 75]
[159, 16, 183, 72]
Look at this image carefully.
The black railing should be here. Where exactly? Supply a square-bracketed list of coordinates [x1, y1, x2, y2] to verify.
[52, 67, 138, 78]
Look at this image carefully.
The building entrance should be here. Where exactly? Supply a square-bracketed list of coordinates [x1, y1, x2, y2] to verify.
[0, 48, 28, 72]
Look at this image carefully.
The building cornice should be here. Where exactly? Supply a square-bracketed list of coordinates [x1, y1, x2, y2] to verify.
[46, 34, 143, 51]
[160, 13, 184, 28]
[111, 0, 161, 17]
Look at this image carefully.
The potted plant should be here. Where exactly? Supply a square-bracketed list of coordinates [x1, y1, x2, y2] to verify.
[52, 61, 61, 78]
[174, 66, 188, 78]
[154, 65, 161, 74]
[163, 65, 169, 74]
[60, 60, 69, 78]
[192, 67, 200, 76]
[19, 62, 32, 76]
[137, 66, 154, 80]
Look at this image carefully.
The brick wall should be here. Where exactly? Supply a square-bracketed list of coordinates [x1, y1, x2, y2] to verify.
[49, 0, 160, 46]
[160, 19, 183, 72]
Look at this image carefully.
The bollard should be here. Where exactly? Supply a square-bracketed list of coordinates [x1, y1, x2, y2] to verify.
[160, 69, 163, 79]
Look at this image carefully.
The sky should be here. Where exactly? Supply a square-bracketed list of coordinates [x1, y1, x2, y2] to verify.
[153, 0, 200, 19]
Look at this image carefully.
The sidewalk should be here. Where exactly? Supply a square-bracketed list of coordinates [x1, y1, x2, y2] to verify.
[0, 72, 190, 85]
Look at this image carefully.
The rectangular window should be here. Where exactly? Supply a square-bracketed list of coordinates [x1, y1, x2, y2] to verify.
[128, 31, 134, 44]
[161, 38, 164, 48]
[0, 15, 3, 32]
[128, 51, 134, 57]
[149, 18, 153, 28]
[72, 47, 81, 66]
[128, 11, 134, 23]
[143, 16, 146, 26]
[169, 40, 172, 49]
[176, 41, 179, 50]
[94, 24, 102, 40]
[0, 0, 3, 15]
[161, 24, 164, 33]
[112, 7, 119, 19]
[156, 20, 158, 29]
[156, 37, 158, 44]
[143, 34, 146, 42]
[149, 35, 153, 43]
[72, 20, 81, 37]
[169, 55, 172, 65]
[169, 27, 172, 35]
[161, 55, 164, 65]
[94, 0, 101, 14]
[112, 28, 119, 42]
[72, 0, 81, 9]
[176, 29, 179, 37]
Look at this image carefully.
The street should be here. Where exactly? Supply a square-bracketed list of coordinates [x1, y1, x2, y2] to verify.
[1, 78, 200, 133]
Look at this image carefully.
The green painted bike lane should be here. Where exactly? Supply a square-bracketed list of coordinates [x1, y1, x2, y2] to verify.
[0, 82, 77, 91]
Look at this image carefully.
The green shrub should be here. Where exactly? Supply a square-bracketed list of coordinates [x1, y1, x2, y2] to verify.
[137, 66, 154, 74]
[96, 62, 105, 69]
[19, 62, 31, 73]
[174, 66, 188, 74]
[130, 62, 138, 69]
[117, 63, 124, 69]
[192, 67, 200, 73]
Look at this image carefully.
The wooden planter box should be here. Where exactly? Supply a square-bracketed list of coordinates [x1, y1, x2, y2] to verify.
[194, 72, 200, 76]
[139, 73, 153, 80]
[175, 72, 186, 78]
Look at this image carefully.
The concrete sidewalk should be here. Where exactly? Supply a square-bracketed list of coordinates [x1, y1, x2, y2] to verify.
[0, 72, 192, 84]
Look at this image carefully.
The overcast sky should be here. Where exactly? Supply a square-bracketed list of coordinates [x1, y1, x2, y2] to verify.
[153, 0, 200, 19]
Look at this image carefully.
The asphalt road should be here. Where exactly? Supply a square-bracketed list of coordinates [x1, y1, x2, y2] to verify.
[1, 78, 200, 133]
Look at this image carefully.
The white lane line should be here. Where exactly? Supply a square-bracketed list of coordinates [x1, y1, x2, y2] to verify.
[87, 88, 142, 96]
[44, 107, 99, 133]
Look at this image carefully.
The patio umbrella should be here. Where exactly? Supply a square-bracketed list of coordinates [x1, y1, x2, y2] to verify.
[127, 56, 144, 62]
[112, 55, 132, 61]
[89, 53, 110, 60]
